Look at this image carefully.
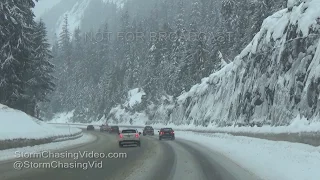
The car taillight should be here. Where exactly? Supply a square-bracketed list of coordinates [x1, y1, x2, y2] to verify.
[119, 134, 123, 138]
[160, 132, 164, 135]
[171, 131, 174, 134]
[135, 133, 139, 138]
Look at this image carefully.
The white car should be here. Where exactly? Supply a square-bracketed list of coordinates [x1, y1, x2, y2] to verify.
[118, 129, 141, 147]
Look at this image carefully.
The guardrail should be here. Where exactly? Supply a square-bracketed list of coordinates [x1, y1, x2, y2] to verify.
[0, 131, 83, 150]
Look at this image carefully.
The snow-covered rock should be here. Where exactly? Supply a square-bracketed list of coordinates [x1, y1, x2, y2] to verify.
[168, 0, 320, 127]
[287, 0, 301, 10]
[103, 88, 148, 125]
[125, 88, 146, 108]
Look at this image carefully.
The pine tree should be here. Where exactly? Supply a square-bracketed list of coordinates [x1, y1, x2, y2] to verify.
[58, 14, 73, 110]
[0, 0, 38, 114]
[72, 27, 85, 86]
[59, 14, 72, 71]
[29, 19, 55, 116]
[168, 0, 188, 96]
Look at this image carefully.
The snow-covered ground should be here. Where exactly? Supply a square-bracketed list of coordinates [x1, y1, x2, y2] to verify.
[176, 132, 320, 180]
[0, 133, 96, 162]
[49, 110, 75, 124]
[150, 115, 320, 133]
[0, 104, 81, 141]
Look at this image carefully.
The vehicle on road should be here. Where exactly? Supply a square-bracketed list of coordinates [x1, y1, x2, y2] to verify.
[100, 124, 109, 132]
[143, 126, 154, 136]
[109, 126, 120, 134]
[159, 128, 175, 140]
[118, 129, 141, 147]
[87, 125, 95, 131]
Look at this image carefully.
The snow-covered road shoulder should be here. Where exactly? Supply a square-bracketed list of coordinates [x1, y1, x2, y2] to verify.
[0, 104, 83, 150]
[177, 132, 320, 180]
[0, 133, 96, 162]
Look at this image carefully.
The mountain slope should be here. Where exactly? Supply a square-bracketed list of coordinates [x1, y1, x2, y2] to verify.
[168, 0, 320, 127]
[32, 0, 123, 42]
[103, 0, 320, 127]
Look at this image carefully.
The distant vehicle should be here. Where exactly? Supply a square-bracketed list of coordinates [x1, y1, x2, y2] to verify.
[158, 128, 175, 140]
[143, 126, 154, 136]
[87, 125, 95, 131]
[118, 129, 141, 147]
[109, 126, 120, 134]
[100, 124, 109, 132]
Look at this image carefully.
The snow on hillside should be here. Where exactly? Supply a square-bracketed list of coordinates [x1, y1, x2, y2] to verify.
[107, 107, 148, 125]
[34, 0, 125, 40]
[125, 88, 146, 107]
[167, 0, 320, 127]
[49, 110, 75, 123]
[104, 88, 148, 125]
[55, 0, 90, 37]
[0, 104, 81, 141]
[103, 0, 126, 7]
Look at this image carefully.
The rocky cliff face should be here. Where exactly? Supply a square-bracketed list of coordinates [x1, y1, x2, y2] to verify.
[169, 0, 320, 127]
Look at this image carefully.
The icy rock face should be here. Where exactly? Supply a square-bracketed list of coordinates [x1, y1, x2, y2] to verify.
[169, 0, 320, 126]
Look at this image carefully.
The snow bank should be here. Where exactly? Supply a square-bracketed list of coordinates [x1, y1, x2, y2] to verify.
[0, 104, 81, 141]
[169, 0, 320, 127]
[177, 132, 320, 180]
[0, 133, 96, 162]
[151, 114, 320, 133]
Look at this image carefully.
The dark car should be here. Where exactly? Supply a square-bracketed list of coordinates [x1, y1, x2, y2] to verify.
[87, 125, 95, 131]
[100, 124, 109, 132]
[158, 128, 175, 140]
[143, 126, 154, 136]
[109, 126, 120, 134]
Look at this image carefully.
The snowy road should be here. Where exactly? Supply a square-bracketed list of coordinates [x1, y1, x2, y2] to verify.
[0, 130, 259, 180]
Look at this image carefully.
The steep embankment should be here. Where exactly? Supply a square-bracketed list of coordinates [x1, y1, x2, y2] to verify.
[169, 0, 320, 127]
[90, 0, 320, 129]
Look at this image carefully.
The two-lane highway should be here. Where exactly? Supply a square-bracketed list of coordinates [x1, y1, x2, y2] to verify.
[0, 130, 261, 180]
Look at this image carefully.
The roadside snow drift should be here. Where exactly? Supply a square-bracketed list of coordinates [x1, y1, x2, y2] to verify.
[177, 132, 320, 180]
[0, 104, 81, 141]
